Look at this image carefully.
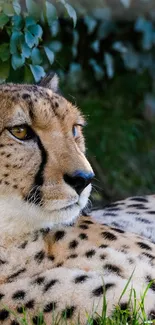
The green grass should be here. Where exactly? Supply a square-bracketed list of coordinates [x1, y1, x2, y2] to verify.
[3, 279, 155, 325]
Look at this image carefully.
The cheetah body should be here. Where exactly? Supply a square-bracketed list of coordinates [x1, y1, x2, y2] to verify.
[0, 76, 155, 324]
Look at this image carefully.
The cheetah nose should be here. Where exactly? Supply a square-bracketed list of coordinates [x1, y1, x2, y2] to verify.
[63, 171, 95, 195]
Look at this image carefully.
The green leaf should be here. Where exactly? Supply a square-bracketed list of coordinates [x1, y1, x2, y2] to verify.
[3, 2, 15, 16]
[10, 31, 23, 54]
[31, 48, 42, 65]
[0, 43, 10, 62]
[24, 66, 34, 83]
[46, 1, 57, 26]
[28, 24, 43, 39]
[44, 46, 54, 64]
[21, 41, 31, 58]
[26, 0, 41, 20]
[0, 13, 9, 29]
[25, 17, 36, 27]
[30, 64, 45, 82]
[12, 53, 25, 70]
[48, 41, 62, 52]
[13, 0, 21, 15]
[12, 15, 23, 30]
[0, 61, 10, 81]
[25, 30, 36, 48]
[65, 3, 77, 27]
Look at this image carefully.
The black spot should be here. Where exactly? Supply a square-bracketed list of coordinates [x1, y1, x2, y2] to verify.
[0, 309, 9, 320]
[8, 268, 26, 282]
[74, 275, 89, 283]
[148, 310, 155, 320]
[136, 217, 151, 224]
[12, 290, 26, 300]
[85, 249, 96, 258]
[105, 283, 115, 290]
[18, 241, 28, 249]
[111, 227, 125, 233]
[34, 250, 45, 263]
[127, 211, 139, 215]
[0, 293, 4, 300]
[17, 306, 23, 314]
[68, 254, 78, 259]
[104, 213, 117, 217]
[99, 244, 108, 249]
[32, 231, 39, 242]
[101, 231, 117, 241]
[22, 93, 31, 100]
[142, 252, 155, 260]
[79, 224, 89, 230]
[61, 306, 75, 319]
[0, 259, 6, 265]
[11, 321, 20, 325]
[69, 240, 78, 249]
[100, 254, 106, 260]
[32, 315, 44, 324]
[3, 173, 8, 177]
[130, 197, 148, 203]
[54, 230, 65, 241]
[104, 202, 120, 208]
[33, 276, 45, 285]
[128, 258, 134, 264]
[48, 255, 55, 261]
[25, 133, 47, 206]
[82, 220, 94, 224]
[137, 242, 152, 251]
[44, 279, 58, 292]
[55, 262, 63, 267]
[92, 286, 103, 297]
[104, 263, 121, 275]
[119, 302, 128, 310]
[40, 228, 50, 235]
[43, 302, 57, 312]
[127, 204, 146, 209]
[79, 233, 88, 240]
[147, 211, 155, 214]
[146, 276, 155, 291]
[25, 299, 35, 309]
[104, 207, 121, 212]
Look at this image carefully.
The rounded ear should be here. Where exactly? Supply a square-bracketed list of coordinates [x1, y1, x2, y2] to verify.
[38, 72, 59, 93]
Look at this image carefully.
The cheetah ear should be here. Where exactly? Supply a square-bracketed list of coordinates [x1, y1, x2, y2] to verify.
[38, 72, 59, 93]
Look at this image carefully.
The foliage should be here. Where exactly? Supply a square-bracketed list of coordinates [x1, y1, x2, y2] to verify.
[0, 0, 77, 83]
[0, 0, 155, 84]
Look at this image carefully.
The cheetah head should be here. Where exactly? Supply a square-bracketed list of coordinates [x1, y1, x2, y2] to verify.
[0, 74, 94, 235]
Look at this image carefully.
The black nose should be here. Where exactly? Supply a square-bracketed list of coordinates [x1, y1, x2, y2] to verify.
[64, 171, 94, 195]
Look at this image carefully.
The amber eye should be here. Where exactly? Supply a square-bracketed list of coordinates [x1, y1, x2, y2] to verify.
[8, 125, 35, 141]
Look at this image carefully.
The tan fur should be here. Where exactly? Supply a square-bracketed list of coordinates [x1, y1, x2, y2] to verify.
[1, 79, 155, 324]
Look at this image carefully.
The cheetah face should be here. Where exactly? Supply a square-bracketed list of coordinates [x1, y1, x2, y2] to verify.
[0, 74, 94, 234]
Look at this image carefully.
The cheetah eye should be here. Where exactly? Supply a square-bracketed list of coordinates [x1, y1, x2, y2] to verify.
[72, 125, 79, 138]
[8, 125, 35, 141]
[72, 124, 83, 138]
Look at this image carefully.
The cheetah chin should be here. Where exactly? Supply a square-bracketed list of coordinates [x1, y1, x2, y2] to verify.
[0, 184, 91, 236]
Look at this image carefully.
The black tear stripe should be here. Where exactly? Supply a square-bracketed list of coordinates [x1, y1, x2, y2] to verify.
[25, 134, 48, 206]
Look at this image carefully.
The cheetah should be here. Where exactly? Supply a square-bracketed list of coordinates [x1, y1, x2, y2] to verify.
[1, 74, 155, 324]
